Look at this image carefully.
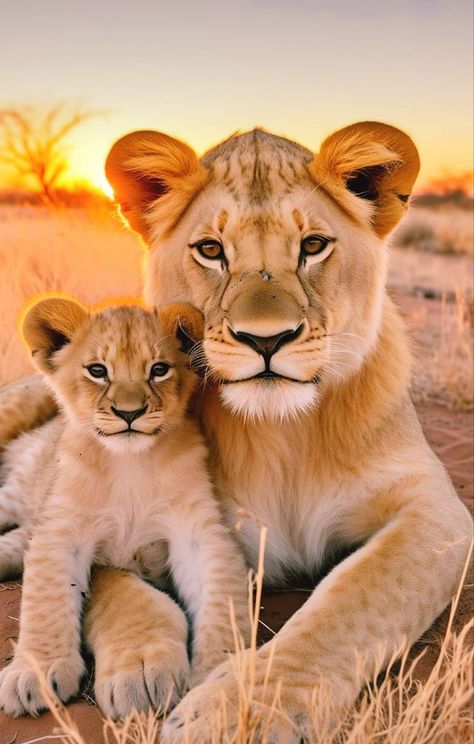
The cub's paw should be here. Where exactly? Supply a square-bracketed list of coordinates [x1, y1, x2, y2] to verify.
[94, 639, 190, 720]
[0, 652, 85, 717]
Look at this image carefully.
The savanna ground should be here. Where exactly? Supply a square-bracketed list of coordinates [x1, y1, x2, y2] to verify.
[0, 200, 472, 743]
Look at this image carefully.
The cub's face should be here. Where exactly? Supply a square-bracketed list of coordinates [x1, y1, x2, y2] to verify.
[21, 301, 202, 453]
[106, 123, 420, 420]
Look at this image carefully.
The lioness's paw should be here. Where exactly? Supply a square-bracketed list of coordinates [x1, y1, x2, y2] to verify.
[162, 654, 312, 744]
[94, 639, 190, 719]
[0, 652, 84, 717]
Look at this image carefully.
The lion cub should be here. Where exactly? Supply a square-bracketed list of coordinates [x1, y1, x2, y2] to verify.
[0, 297, 249, 718]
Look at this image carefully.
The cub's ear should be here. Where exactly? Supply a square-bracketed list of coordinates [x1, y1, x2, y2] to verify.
[105, 130, 206, 242]
[158, 303, 204, 354]
[21, 297, 88, 373]
[313, 121, 420, 237]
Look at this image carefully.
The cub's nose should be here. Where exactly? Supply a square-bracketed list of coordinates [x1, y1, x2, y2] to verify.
[231, 325, 303, 361]
[111, 405, 148, 426]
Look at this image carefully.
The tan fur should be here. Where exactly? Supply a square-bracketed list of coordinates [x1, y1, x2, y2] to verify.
[0, 374, 56, 456]
[0, 122, 471, 738]
[0, 298, 249, 719]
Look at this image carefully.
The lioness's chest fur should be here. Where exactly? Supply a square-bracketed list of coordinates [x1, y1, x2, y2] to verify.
[200, 387, 430, 586]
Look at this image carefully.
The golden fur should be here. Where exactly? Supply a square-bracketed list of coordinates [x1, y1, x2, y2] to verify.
[0, 298, 249, 718]
[0, 121, 471, 740]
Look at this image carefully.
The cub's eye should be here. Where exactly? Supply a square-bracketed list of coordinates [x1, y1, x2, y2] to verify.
[301, 236, 330, 255]
[86, 363, 108, 379]
[194, 240, 224, 261]
[150, 362, 171, 378]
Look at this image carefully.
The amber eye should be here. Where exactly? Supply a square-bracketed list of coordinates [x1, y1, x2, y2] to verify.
[301, 235, 330, 255]
[150, 362, 171, 378]
[195, 240, 225, 261]
[86, 363, 108, 379]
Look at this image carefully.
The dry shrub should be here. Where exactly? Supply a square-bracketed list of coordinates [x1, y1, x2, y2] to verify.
[393, 206, 473, 257]
[26, 535, 474, 744]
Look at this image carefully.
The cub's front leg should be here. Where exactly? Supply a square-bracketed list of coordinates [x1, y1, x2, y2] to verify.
[167, 492, 250, 686]
[0, 523, 90, 716]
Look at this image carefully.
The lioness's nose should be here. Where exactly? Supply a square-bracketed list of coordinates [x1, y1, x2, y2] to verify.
[231, 325, 303, 361]
[111, 405, 148, 426]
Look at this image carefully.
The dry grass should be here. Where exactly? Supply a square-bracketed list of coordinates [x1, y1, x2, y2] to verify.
[393, 205, 473, 257]
[408, 290, 474, 411]
[0, 204, 143, 383]
[25, 535, 474, 744]
[388, 206, 473, 412]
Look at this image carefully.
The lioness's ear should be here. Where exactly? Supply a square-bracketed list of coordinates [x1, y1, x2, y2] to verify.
[105, 130, 206, 241]
[313, 121, 420, 237]
[21, 297, 88, 373]
[158, 303, 204, 354]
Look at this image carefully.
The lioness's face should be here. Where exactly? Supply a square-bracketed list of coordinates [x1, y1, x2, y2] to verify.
[145, 136, 386, 420]
[107, 124, 419, 420]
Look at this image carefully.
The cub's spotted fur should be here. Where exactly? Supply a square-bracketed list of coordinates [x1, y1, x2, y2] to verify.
[0, 298, 249, 718]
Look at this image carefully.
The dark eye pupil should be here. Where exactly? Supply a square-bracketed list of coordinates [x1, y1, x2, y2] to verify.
[87, 364, 107, 378]
[151, 363, 170, 377]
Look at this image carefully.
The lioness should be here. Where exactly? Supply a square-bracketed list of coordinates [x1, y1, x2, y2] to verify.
[0, 122, 471, 741]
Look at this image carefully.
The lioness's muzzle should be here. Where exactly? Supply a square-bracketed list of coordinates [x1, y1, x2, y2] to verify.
[224, 270, 307, 358]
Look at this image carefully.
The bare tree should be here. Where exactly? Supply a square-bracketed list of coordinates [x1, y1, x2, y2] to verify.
[0, 102, 97, 201]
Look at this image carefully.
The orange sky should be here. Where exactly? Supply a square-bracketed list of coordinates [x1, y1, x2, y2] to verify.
[0, 0, 472, 194]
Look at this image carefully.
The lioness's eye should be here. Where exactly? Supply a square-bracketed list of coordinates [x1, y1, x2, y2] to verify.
[194, 240, 225, 261]
[301, 236, 329, 255]
[300, 235, 335, 264]
[86, 363, 108, 379]
[150, 362, 171, 378]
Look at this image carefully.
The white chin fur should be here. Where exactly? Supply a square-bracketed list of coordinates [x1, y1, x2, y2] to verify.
[97, 432, 156, 454]
[219, 380, 319, 421]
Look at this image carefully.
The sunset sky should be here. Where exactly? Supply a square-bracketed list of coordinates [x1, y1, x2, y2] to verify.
[0, 0, 472, 193]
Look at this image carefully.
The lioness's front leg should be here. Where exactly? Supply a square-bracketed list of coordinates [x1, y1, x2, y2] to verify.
[84, 568, 190, 719]
[162, 474, 472, 742]
[0, 375, 56, 453]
